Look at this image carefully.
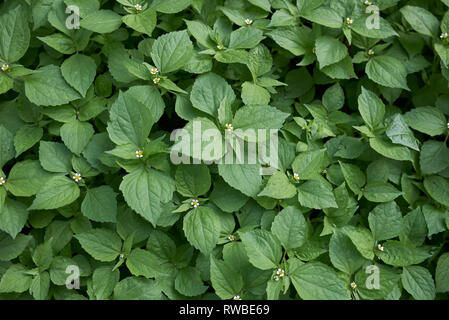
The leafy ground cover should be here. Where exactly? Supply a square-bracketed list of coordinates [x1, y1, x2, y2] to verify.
[0, 0, 449, 300]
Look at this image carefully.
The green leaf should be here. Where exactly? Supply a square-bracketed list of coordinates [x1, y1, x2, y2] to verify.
[266, 26, 310, 56]
[37, 33, 76, 54]
[292, 149, 329, 180]
[81, 186, 117, 223]
[386, 114, 420, 151]
[369, 137, 414, 162]
[258, 171, 296, 199]
[401, 6, 439, 37]
[151, 30, 194, 73]
[60, 120, 95, 155]
[352, 16, 398, 39]
[123, 9, 157, 36]
[24, 65, 81, 106]
[233, 105, 289, 131]
[5, 160, 52, 197]
[298, 178, 338, 209]
[29, 271, 50, 300]
[229, 27, 265, 49]
[315, 36, 348, 68]
[183, 206, 221, 255]
[120, 165, 175, 226]
[175, 267, 208, 296]
[13, 126, 43, 157]
[339, 162, 366, 195]
[75, 228, 122, 262]
[241, 82, 271, 105]
[301, 7, 343, 29]
[32, 240, 54, 271]
[402, 266, 436, 300]
[420, 141, 449, 175]
[107, 91, 154, 148]
[150, 0, 192, 13]
[0, 233, 31, 261]
[175, 164, 211, 197]
[61, 54, 97, 97]
[218, 163, 262, 197]
[29, 176, 80, 210]
[0, 264, 32, 293]
[366, 56, 409, 90]
[80, 10, 122, 34]
[0, 125, 15, 168]
[329, 229, 367, 274]
[210, 178, 248, 213]
[271, 206, 307, 250]
[0, 5, 30, 63]
[0, 198, 29, 238]
[290, 262, 351, 300]
[190, 72, 235, 117]
[376, 240, 432, 267]
[113, 277, 163, 300]
[357, 87, 385, 129]
[126, 248, 159, 278]
[210, 257, 243, 299]
[239, 229, 282, 270]
[436, 253, 449, 293]
[368, 201, 403, 241]
[39, 141, 73, 173]
[363, 182, 402, 203]
[92, 266, 119, 299]
[423, 175, 449, 207]
[403, 107, 447, 137]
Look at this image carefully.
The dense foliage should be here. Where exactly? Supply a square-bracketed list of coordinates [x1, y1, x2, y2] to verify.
[0, 0, 449, 300]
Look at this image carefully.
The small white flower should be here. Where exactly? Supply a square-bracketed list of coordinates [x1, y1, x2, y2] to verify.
[368, 49, 375, 55]
[225, 123, 233, 132]
[191, 199, 199, 208]
[153, 77, 161, 84]
[72, 173, 82, 182]
[447, 122, 449, 129]
[119, 253, 125, 259]
[244, 19, 253, 25]
[274, 275, 280, 281]
[377, 243, 384, 251]
[227, 234, 235, 241]
[1, 64, 9, 72]
[217, 44, 224, 50]
[346, 17, 353, 25]
[134, 3, 142, 11]
[350, 281, 357, 289]
[136, 150, 143, 158]
[233, 295, 241, 300]
[151, 68, 159, 75]
[441, 32, 448, 39]
[364, 0, 372, 5]
[0, 177, 5, 185]
[276, 268, 285, 277]
[293, 173, 300, 181]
